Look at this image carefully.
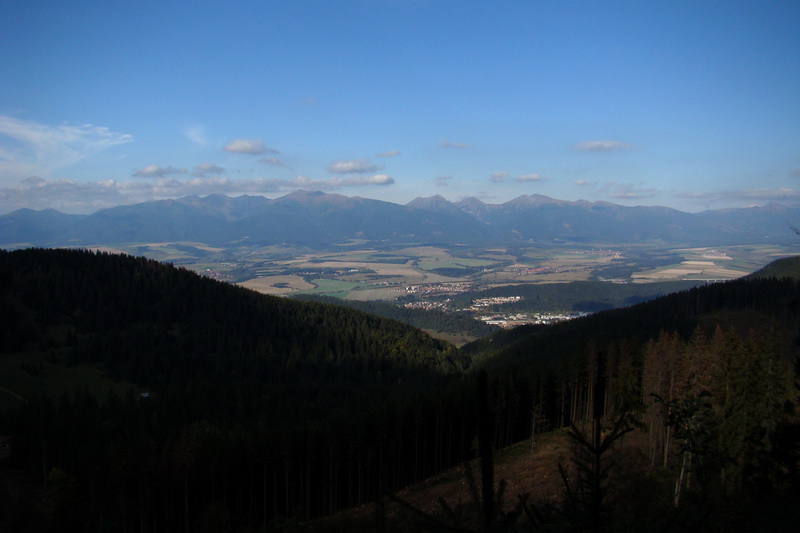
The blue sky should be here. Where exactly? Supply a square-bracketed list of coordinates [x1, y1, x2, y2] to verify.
[1, 0, 799, 214]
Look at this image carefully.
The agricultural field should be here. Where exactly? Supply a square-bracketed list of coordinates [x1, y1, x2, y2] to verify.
[238, 275, 314, 295]
[631, 245, 793, 282]
[90, 241, 799, 303]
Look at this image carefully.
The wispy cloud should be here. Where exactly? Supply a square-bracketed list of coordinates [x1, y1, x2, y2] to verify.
[489, 171, 508, 183]
[223, 138, 277, 155]
[326, 159, 383, 174]
[677, 187, 800, 207]
[574, 140, 632, 152]
[434, 176, 453, 186]
[378, 150, 401, 158]
[259, 157, 285, 167]
[0, 178, 128, 213]
[0, 115, 132, 183]
[132, 165, 187, 178]
[185, 125, 208, 146]
[438, 139, 472, 149]
[490, 172, 545, 184]
[192, 163, 225, 177]
[0, 172, 396, 214]
[294, 174, 394, 188]
[604, 182, 657, 200]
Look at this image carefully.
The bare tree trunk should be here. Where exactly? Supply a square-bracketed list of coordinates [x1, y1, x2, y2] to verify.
[477, 370, 495, 531]
[674, 451, 690, 507]
[184, 467, 189, 533]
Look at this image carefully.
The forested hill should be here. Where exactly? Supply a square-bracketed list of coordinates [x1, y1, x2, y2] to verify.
[293, 294, 499, 342]
[0, 248, 466, 381]
[467, 271, 800, 370]
[3, 249, 799, 531]
[458, 272, 800, 452]
[745, 254, 800, 279]
[440, 267, 800, 531]
[0, 248, 473, 531]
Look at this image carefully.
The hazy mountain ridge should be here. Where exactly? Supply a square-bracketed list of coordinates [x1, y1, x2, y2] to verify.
[2, 191, 799, 247]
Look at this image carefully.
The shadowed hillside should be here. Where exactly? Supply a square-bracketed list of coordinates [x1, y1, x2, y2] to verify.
[1, 248, 799, 532]
[0, 248, 475, 531]
[745, 254, 800, 279]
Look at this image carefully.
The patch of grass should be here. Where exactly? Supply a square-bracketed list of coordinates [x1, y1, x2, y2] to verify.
[300, 279, 360, 297]
[417, 256, 498, 271]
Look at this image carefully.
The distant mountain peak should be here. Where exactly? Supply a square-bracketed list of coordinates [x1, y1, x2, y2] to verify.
[504, 194, 568, 207]
[454, 196, 488, 212]
[407, 195, 454, 210]
[278, 189, 351, 207]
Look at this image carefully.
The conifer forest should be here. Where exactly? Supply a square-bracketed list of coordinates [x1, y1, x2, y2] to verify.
[0, 248, 798, 532]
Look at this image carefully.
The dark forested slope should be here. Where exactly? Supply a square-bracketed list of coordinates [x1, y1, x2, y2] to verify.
[293, 294, 499, 341]
[466, 274, 800, 367]
[0, 248, 466, 384]
[451, 279, 705, 313]
[451, 270, 800, 531]
[320, 267, 800, 532]
[2, 249, 799, 532]
[0, 248, 474, 531]
[745, 254, 800, 279]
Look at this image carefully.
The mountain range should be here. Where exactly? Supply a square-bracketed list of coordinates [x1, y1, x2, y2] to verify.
[2, 190, 799, 247]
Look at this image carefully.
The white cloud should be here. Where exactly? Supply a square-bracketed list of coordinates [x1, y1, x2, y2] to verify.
[490, 171, 508, 183]
[326, 159, 383, 174]
[223, 138, 277, 155]
[346, 174, 394, 186]
[192, 163, 225, 177]
[515, 174, 545, 182]
[574, 140, 632, 152]
[575, 179, 590, 186]
[0, 115, 132, 183]
[378, 150, 401, 158]
[438, 139, 472, 149]
[132, 165, 187, 178]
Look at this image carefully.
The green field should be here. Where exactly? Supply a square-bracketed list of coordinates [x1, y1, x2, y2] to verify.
[300, 278, 361, 297]
[417, 258, 498, 271]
